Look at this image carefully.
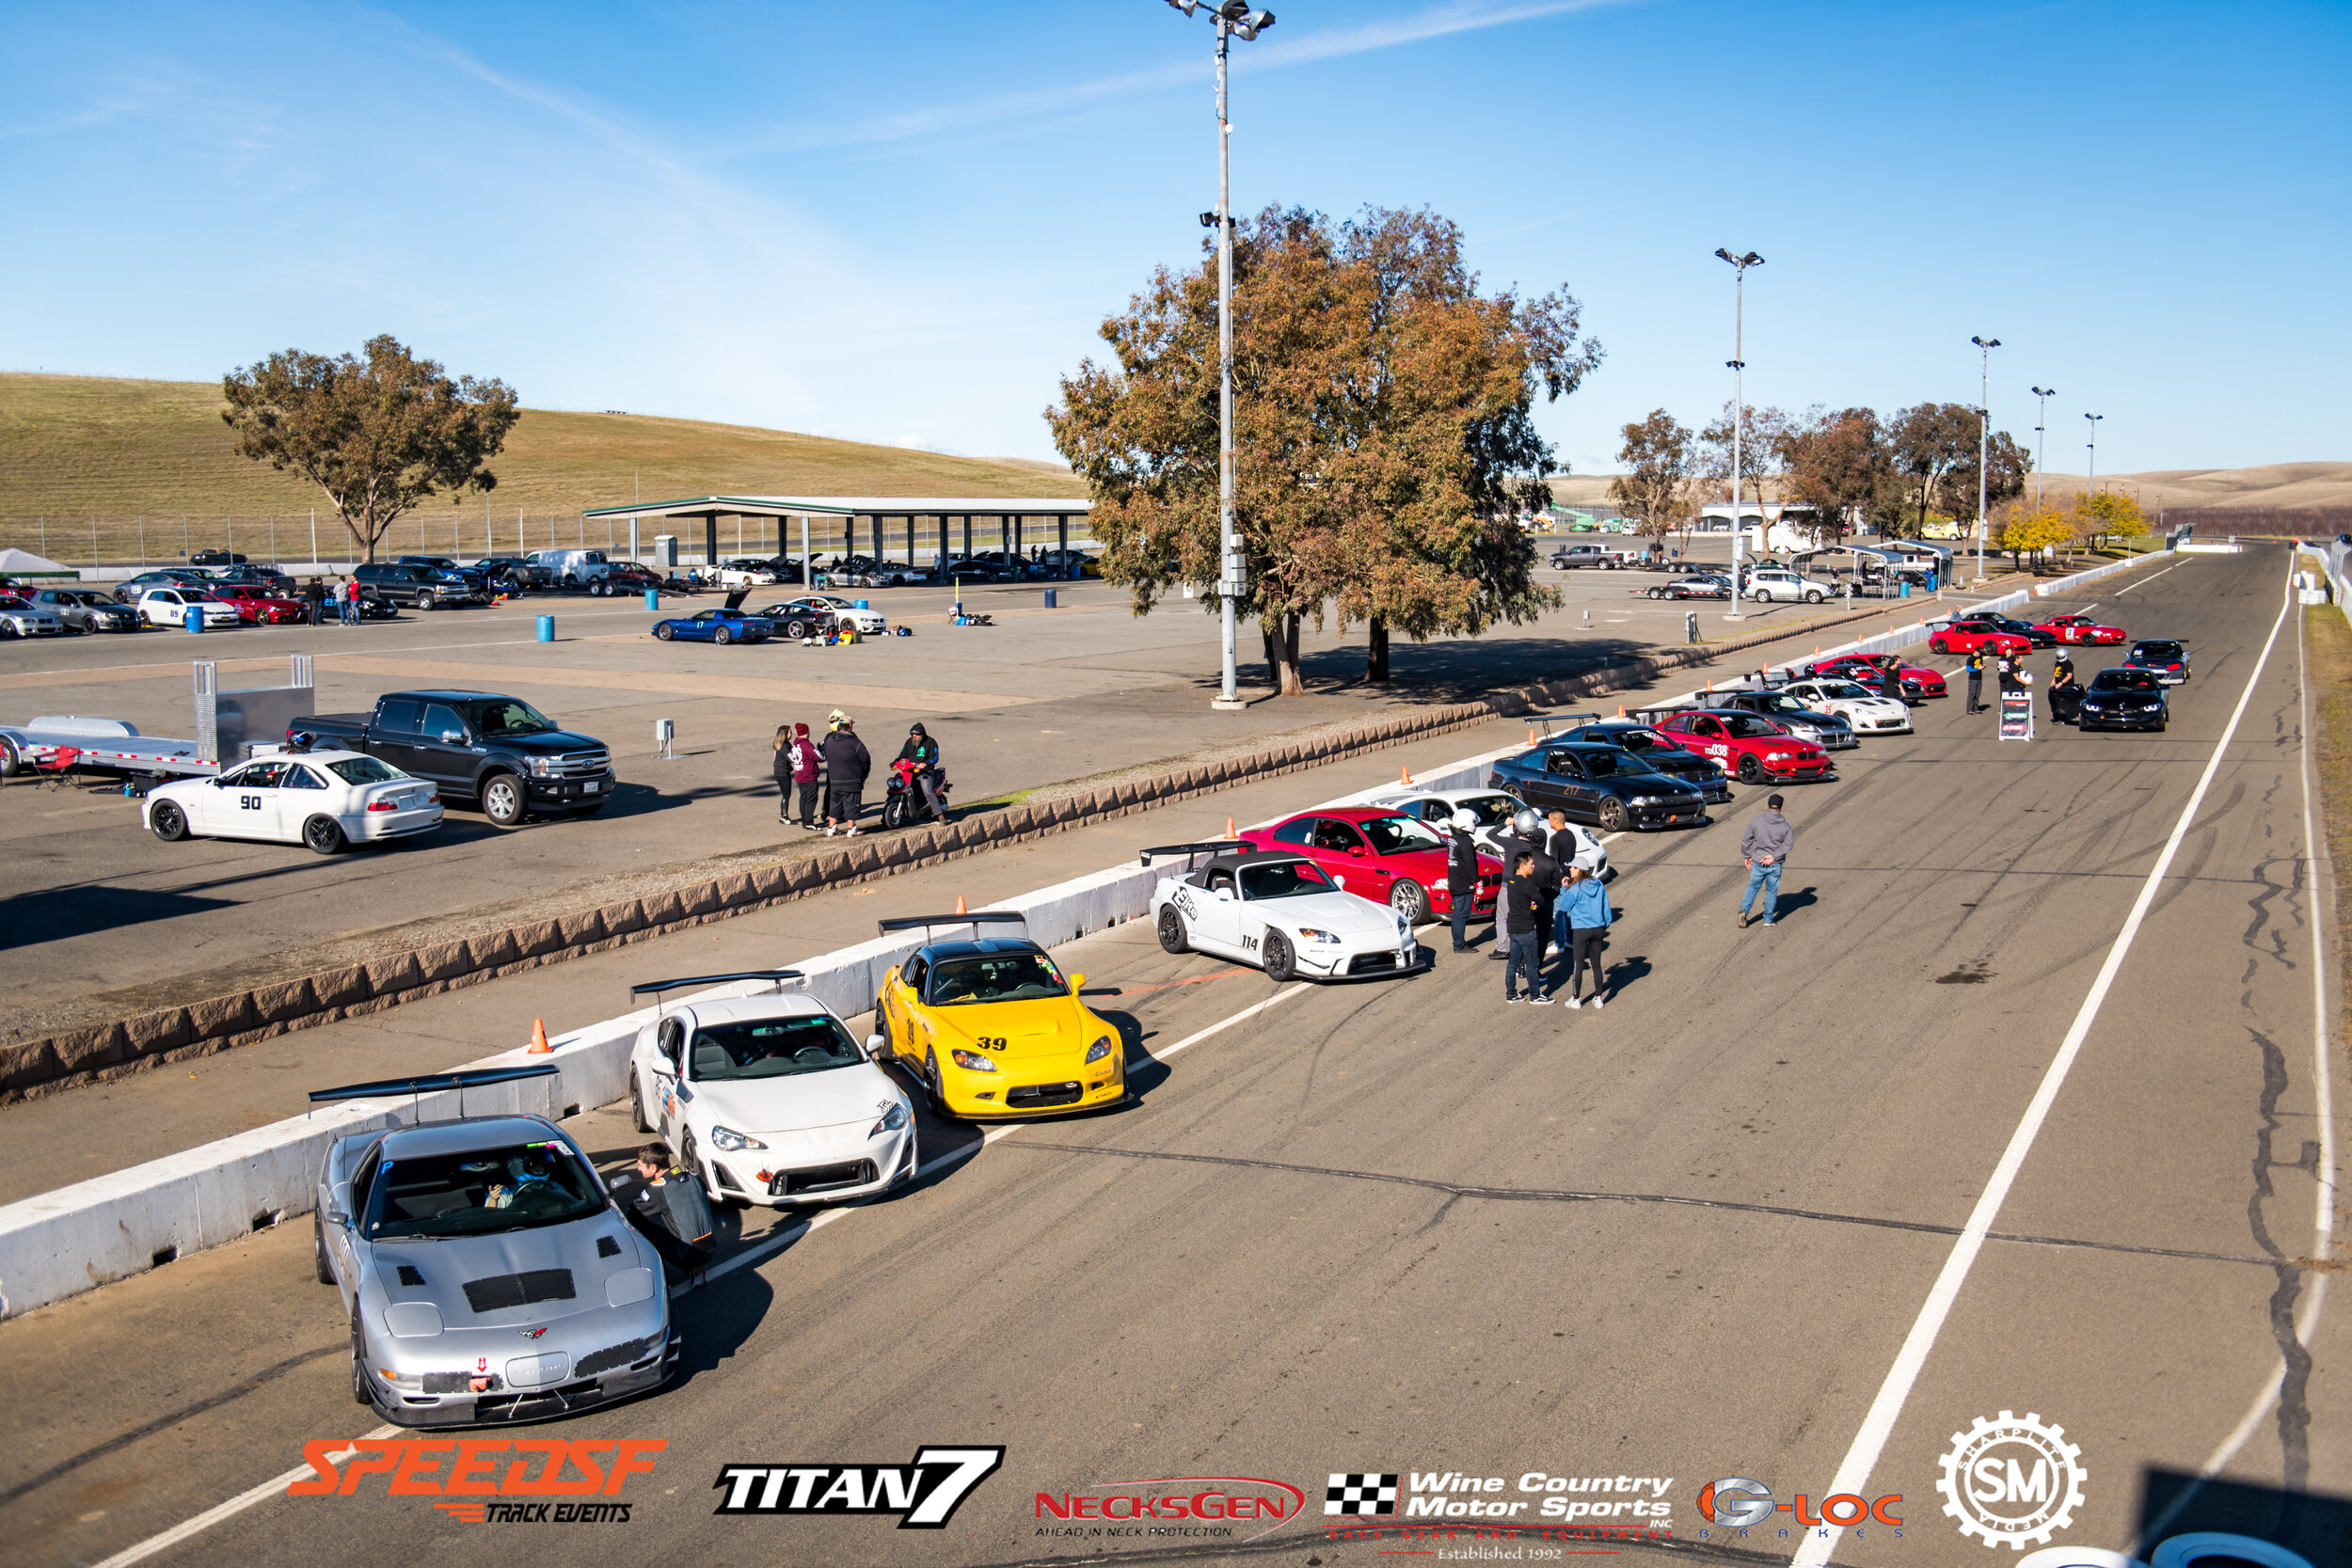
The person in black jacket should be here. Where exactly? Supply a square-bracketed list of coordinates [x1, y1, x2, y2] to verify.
[821, 715, 871, 836]
[895, 722, 946, 821]
[1502, 853, 1551, 1005]
[1445, 811, 1480, 952]
[769, 724, 794, 824]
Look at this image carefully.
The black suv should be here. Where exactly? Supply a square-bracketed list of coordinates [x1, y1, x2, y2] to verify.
[354, 562, 485, 610]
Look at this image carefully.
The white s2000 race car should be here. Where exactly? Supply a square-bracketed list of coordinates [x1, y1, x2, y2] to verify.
[1147, 843, 1428, 983]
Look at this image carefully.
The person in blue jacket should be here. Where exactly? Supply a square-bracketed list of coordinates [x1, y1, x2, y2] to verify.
[1555, 863, 1613, 1008]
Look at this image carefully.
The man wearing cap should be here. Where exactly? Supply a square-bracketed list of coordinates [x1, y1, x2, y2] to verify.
[1445, 810, 1480, 952]
[821, 714, 870, 836]
[1738, 794, 1794, 929]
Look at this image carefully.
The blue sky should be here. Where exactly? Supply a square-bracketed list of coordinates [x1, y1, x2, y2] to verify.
[3, 1, 2344, 478]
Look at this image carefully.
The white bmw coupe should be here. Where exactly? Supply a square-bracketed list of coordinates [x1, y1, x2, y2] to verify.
[144, 749, 442, 854]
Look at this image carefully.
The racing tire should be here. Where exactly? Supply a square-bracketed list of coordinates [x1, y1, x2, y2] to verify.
[654, 623, 675, 641]
[713, 626, 732, 646]
[350, 1313, 374, 1406]
[873, 1006, 895, 1062]
[1263, 931, 1295, 984]
[1738, 754, 1766, 784]
[314, 1212, 335, 1284]
[1389, 878, 1429, 926]
[1928, 636, 1949, 655]
[302, 815, 346, 856]
[1156, 906, 1189, 954]
[482, 772, 526, 829]
[151, 800, 189, 842]
[1597, 797, 1629, 833]
[0, 736, 17, 777]
[630, 1066, 652, 1132]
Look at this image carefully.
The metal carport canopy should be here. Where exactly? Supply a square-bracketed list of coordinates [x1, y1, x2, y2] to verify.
[578, 495, 1092, 571]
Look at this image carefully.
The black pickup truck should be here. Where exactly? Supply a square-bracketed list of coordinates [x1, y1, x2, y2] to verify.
[297, 689, 615, 827]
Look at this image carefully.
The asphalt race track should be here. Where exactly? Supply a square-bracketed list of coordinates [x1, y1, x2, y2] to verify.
[2, 546, 2342, 1568]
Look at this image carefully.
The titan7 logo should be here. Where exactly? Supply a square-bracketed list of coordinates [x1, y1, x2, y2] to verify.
[714, 1447, 1005, 1528]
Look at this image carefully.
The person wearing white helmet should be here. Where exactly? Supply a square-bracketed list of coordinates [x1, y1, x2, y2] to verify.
[1445, 809, 1481, 952]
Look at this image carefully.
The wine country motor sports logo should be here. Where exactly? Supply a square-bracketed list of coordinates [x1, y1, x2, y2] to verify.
[1936, 1411, 2087, 1549]
[713, 1447, 1003, 1528]
[289, 1437, 665, 1524]
[1375, 1471, 1677, 1527]
[1327, 1474, 1400, 1516]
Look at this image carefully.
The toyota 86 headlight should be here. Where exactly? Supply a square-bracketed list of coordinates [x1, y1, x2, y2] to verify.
[708, 1125, 767, 1152]
[869, 1099, 909, 1136]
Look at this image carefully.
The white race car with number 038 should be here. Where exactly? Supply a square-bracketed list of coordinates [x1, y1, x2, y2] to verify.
[143, 749, 442, 854]
[1147, 844, 1428, 983]
[626, 972, 917, 1210]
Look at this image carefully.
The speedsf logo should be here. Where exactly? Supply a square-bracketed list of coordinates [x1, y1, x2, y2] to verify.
[713, 1446, 1003, 1528]
[1398, 1472, 1676, 1527]
[290, 1437, 663, 1525]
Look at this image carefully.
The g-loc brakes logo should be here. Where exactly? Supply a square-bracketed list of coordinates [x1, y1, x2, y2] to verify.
[713, 1446, 1003, 1529]
[1696, 1477, 1903, 1531]
[1936, 1411, 2086, 1549]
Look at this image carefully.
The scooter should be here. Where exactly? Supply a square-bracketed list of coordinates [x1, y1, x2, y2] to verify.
[882, 758, 952, 829]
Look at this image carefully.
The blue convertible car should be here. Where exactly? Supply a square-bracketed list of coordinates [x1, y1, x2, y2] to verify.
[652, 607, 775, 645]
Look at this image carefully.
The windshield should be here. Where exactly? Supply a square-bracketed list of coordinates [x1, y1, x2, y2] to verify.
[2091, 670, 2162, 691]
[2134, 642, 2184, 660]
[1240, 860, 1337, 899]
[930, 952, 1067, 1006]
[691, 1014, 864, 1080]
[1453, 794, 1518, 826]
[1609, 728, 1666, 750]
[1754, 694, 1805, 713]
[471, 699, 557, 736]
[325, 756, 406, 784]
[1726, 715, 1783, 739]
[1816, 681, 1873, 699]
[364, 1141, 604, 1239]
[1357, 815, 1446, 854]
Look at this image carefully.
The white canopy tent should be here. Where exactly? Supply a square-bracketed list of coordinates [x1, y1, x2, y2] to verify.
[0, 546, 74, 578]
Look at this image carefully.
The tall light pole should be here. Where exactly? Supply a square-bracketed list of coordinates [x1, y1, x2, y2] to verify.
[2030, 386, 2055, 506]
[1168, 1, 1274, 710]
[1713, 248, 1762, 619]
[2084, 412, 2104, 500]
[1971, 336, 1999, 582]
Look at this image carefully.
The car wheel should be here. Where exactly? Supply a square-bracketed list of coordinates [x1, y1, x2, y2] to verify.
[1929, 637, 1948, 655]
[713, 626, 732, 646]
[785, 619, 811, 640]
[350, 1313, 374, 1406]
[151, 800, 189, 842]
[1156, 906, 1190, 954]
[2155, 719, 2167, 732]
[629, 1066, 652, 1132]
[0, 736, 18, 778]
[1597, 797, 1629, 833]
[1739, 754, 1765, 784]
[680, 1129, 702, 1186]
[1263, 931, 1295, 983]
[654, 623, 674, 640]
[1389, 878, 1429, 925]
[482, 772, 525, 829]
[1805, 590, 1823, 604]
[302, 815, 346, 855]
[1647, 587, 1664, 599]
[923, 1051, 959, 1119]
[313, 1212, 335, 1285]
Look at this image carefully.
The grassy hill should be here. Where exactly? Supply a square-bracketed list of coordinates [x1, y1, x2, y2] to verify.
[0, 373, 1081, 562]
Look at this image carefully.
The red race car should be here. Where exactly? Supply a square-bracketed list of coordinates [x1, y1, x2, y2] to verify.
[1239, 806, 1502, 925]
[1927, 618, 2033, 658]
[1803, 653, 1947, 702]
[2031, 613, 2126, 645]
[215, 584, 308, 625]
[1651, 709, 1835, 785]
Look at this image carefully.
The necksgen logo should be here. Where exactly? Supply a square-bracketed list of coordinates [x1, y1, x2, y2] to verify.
[1036, 1476, 1307, 1544]
[714, 1446, 1004, 1528]
[1696, 1477, 1902, 1534]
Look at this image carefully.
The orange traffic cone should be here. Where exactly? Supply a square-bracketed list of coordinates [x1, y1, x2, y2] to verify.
[1528, 726, 1539, 744]
[954, 894, 968, 915]
[527, 1019, 552, 1053]
[1706, 679, 1714, 691]
[1225, 816, 1237, 838]
[1615, 705, 1627, 719]
[1400, 765, 1413, 786]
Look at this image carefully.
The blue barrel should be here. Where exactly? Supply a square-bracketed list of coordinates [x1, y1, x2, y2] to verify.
[536, 614, 554, 641]
[1899, 580, 1912, 598]
[183, 605, 204, 633]
[644, 589, 660, 610]
[1043, 588, 1058, 609]
[853, 599, 869, 610]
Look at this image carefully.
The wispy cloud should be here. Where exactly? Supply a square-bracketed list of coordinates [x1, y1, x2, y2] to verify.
[734, 0, 1636, 157]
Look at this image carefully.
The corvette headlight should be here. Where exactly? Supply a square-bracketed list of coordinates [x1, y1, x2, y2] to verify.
[1295, 927, 1344, 945]
[708, 1125, 767, 1151]
[869, 1100, 909, 1136]
[375, 1368, 423, 1389]
[950, 1049, 998, 1072]
[1085, 1036, 1114, 1064]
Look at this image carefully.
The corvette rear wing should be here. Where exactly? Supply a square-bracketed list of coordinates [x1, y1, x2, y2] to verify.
[877, 911, 1027, 940]
[308, 1062, 560, 1121]
[1139, 840, 1252, 868]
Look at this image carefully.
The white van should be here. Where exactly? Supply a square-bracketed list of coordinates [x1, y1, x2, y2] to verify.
[527, 549, 613, 588]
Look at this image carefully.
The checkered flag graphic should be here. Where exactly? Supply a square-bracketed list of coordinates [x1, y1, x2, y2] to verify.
[1326, 1474, 1399, 1516]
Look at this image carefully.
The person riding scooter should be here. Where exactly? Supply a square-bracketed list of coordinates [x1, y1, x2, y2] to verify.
[894, 722, 947, 822]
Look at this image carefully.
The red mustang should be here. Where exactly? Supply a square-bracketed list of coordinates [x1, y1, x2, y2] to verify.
[1239, 806, 1502, 925]
[1651, 710, 1835, 785]
[1803, 653, 1948, 702]
[1927, 618, 2034, 658]
[214, 583, 307, 625]
[2031, 613, 2126, 645]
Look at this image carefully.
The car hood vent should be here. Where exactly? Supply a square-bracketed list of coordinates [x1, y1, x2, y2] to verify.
[395, 1264, 427, 1288]
[462, 1269, 577, 1314]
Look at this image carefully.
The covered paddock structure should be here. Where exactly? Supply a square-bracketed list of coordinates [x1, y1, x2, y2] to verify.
[578, 495, 1094, 579]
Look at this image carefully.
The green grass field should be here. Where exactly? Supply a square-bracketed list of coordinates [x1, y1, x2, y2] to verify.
[0, 372, 1083, 565]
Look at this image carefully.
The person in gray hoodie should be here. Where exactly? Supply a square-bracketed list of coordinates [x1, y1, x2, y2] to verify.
[1738, 794, 1795, 929]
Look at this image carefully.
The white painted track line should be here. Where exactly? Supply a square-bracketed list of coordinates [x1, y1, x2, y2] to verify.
[1791, 576, 2297, 1567]
[91, 1432, 395, 1568]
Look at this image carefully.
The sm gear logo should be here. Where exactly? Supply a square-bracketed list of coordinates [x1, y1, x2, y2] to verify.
[1697, 1477, 1902, 1531]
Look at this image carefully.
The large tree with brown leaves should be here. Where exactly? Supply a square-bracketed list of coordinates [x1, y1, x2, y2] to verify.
[1046, 206, 1600, 693]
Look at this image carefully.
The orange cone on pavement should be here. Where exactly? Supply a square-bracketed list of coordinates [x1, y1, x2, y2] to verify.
[1400, 766, 1413, 786]
[527, 1019, 552, 1053]
[1616, 705, 1627, 718]
[954, 894, 968, 915]
[1225, 816, 1236, 838]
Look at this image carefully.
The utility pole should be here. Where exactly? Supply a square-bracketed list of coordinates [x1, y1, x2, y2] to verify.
[1713, 248, 1763, 618]
[2030, 387, 2055, 506]
[1168, 1, 1274, 708]
[2085, 412, 2104, 499]
[1971, 336, 1999, 582]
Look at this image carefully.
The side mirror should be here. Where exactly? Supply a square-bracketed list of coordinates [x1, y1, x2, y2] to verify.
[324, 1207, 347, 1227]
[1069, 973, 1087, 991]
[439, 729, 466, 745]
[865, 1033, 884, 1053]
[1347, 846, 1366, 858]
[1214, 887, 1232, 902]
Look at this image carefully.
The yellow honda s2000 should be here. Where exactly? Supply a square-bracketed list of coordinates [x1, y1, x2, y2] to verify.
[872, 913, 1127, 1120]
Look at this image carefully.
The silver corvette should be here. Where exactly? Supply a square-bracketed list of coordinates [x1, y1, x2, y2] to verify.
[311, 1067, 679, 1428]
